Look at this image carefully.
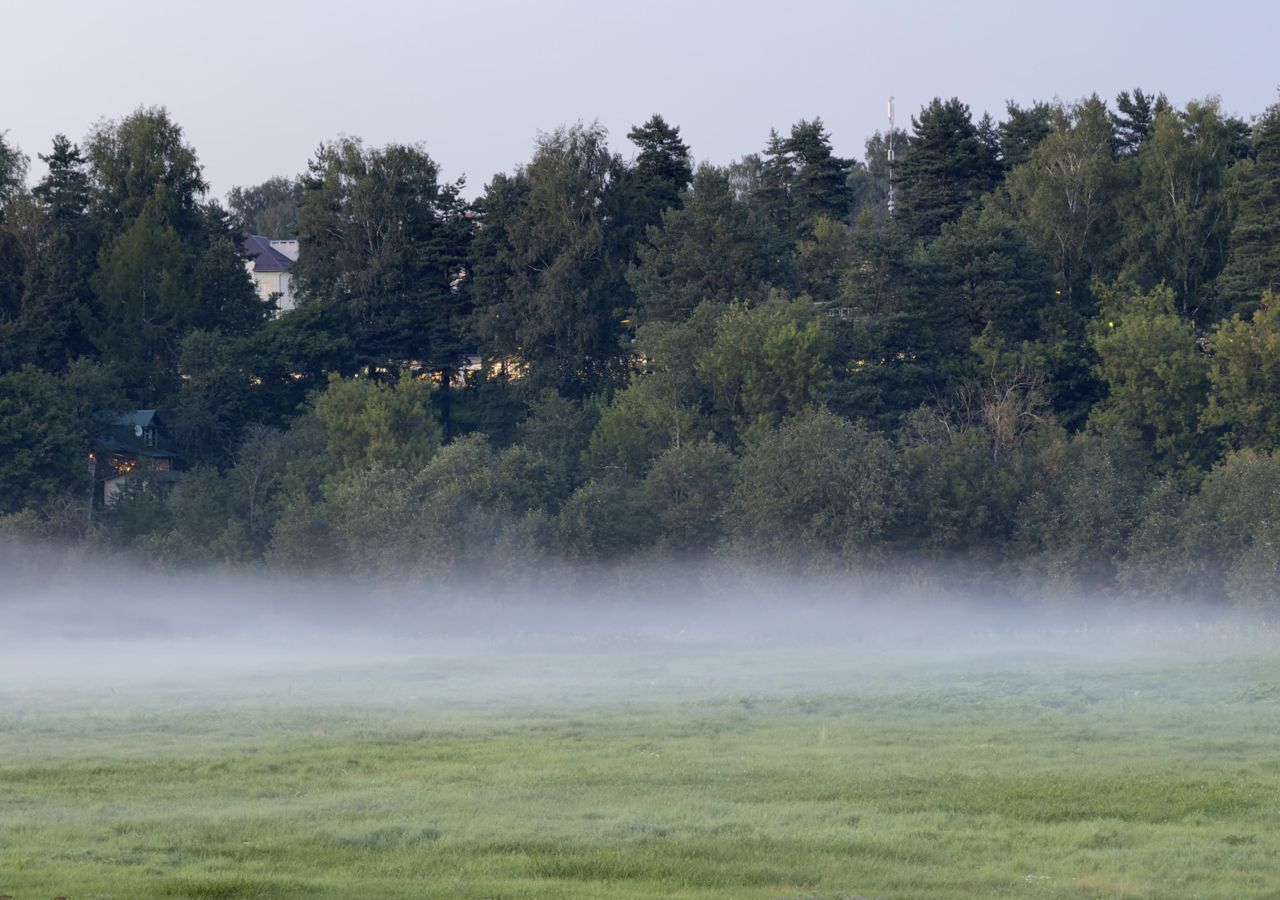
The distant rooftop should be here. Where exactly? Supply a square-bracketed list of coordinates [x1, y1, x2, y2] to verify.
[243, 235, 295, 273]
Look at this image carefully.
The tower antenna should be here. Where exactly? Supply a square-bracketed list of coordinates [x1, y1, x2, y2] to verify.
[886, 96, 896, 216]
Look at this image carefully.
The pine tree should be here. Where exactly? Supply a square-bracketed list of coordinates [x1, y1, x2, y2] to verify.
[15, 135, 100, 370]
[895, 98, 996, 239]
[1212, 98, 1280, 319]
[626, 114, 693, 220]
[999, 101, 1054, 171]
[1111, 88, 1169, 156]
[757, 129, 795, 235]
[927, 203, 1054, 345]
[13, 232, 98, 369]
[34, 135, 90, 230]
[628, 166, 794, 325]
[785, 119, 852, 233]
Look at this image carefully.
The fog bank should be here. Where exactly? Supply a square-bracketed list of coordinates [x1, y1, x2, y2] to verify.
[1, 543, 1273, 693]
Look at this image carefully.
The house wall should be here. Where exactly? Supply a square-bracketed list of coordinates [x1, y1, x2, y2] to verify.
[246, 267, 295, 313]
[275, 272, 295, 312]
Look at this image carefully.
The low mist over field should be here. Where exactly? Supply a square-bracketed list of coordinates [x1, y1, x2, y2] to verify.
[4, 545, 1280, 899]
[2, 542, 1270, 694]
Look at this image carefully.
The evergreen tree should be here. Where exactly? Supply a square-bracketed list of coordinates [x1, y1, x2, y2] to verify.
[192, 237, 268, 337]
[976, 112, 1003, 178]
[34, 135, 90, 229]
[895, 97, 998, 239]
[91, 199, 194, 399]
[999, 101, 1054, 171]
[826, 215, 964, 426]
[926, 202, 1054, 345]
[756, 129, 795, 235]
[625, 114, 693, 228]
[785, 118, 852, 233]
[234, 298, 353, 423]
[23, 136, 99, 367]
[1212, 98, 1280, 319]
[0, 365, 84, 515]
[466, 170, 531, 369]
[12, 231, 98, 369]
[628, 165, 793, 324]
[0, 132, 28, 354]
[1111, 88, 1169, 156]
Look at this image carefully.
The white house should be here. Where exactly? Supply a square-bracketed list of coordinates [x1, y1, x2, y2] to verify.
[243, 236, 298, 313]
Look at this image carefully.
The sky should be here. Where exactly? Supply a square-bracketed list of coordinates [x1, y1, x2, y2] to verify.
[3, 0, 1277, 201]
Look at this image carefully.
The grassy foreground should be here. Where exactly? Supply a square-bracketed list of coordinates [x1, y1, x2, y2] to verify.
[2, 640, 1279, 899]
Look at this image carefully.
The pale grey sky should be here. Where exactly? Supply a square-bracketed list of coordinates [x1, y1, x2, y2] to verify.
[4, 0, 1277, 200]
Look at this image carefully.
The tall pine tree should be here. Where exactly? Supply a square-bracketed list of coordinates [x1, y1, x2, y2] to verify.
[895, 98, 999, 239]
[1212, 98, 1280, 318]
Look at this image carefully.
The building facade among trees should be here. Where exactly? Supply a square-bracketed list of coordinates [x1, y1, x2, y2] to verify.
[242, 235, 298, 313]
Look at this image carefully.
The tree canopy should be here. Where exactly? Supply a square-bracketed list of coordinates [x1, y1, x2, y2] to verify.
[4, 92, 1280, 605]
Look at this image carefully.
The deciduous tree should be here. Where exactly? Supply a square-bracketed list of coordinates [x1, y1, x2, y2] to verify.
[470, 123, 630, 396]
[1202, 290, 1280, 451]
[295, 137, 472, 375]
[1088, 283, 1213, 471]
[726, 407, 900, 563]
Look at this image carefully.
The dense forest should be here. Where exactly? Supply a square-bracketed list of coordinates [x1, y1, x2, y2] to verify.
[2, 90, 1280, 604]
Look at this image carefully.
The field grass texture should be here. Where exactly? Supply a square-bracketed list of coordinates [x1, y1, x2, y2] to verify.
[2, 638, 1279, 899]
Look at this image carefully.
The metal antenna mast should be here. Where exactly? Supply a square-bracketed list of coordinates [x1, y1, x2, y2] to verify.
[886, 96, 896, 216]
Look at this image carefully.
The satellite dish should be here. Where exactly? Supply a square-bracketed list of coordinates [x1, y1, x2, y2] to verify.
[134, 424, 144, 438]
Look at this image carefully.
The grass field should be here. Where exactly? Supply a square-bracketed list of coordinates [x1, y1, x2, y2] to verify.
[2, 633, 1279, 899]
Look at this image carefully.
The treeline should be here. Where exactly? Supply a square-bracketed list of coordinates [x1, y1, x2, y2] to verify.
[1, 91, 1279, 603]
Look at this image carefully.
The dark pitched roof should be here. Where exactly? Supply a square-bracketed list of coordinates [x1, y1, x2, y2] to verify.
[243, 235, 295, 273]
[101, 410, 176, 457]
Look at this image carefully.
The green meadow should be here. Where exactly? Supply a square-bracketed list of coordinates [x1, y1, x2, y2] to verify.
[2, 639, 1279, 899]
